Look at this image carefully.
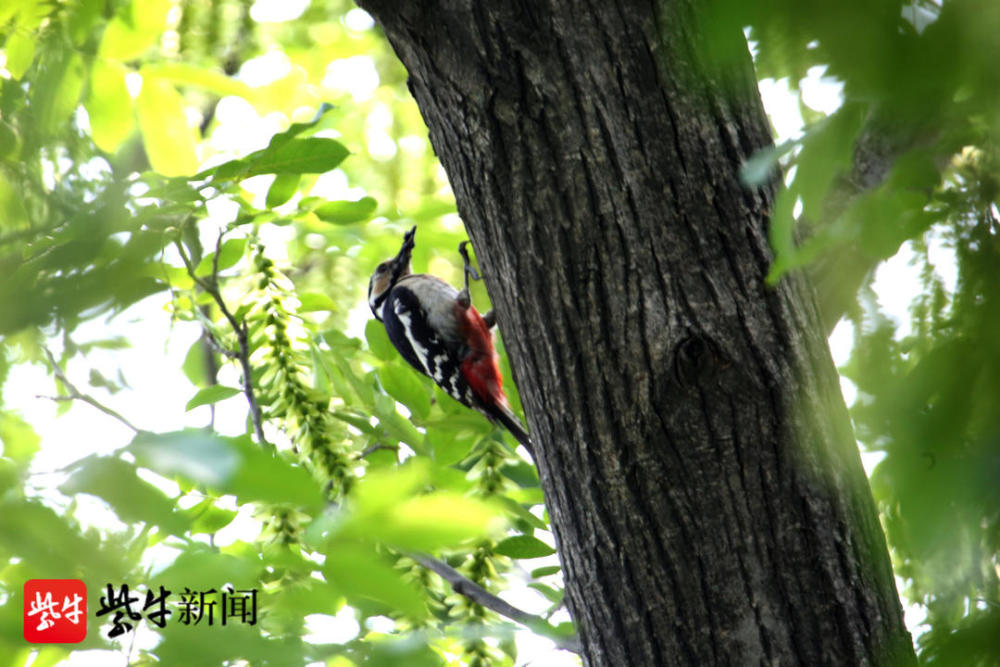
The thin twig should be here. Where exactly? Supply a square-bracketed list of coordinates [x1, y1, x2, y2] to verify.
[357, 443, 399, 459]
[0, 220, 65, 247]
[124, 617, 139, 666]
[40, 347, 140, 433]
[410, 553, 582, 654]
[174, 235, 269, 448]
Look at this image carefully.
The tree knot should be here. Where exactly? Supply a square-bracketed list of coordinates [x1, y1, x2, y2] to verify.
[672, 333, 729, 385]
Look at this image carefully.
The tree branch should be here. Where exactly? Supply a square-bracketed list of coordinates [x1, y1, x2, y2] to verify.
[174, 235, 269, 448]
[806, 109, 944, 332]
[357, 443, 399, 459]
[410, 553, 582, 654]
[40, 346, 140, 434]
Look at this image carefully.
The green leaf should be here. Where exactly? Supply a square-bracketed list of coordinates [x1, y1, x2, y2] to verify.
[740, 140, 795, 187]
[329, 410, 377, 435]
[497, 496, 547, 531]
[351, 462, 429, 516]
[313, 197, 378, 224]
[425, 427, 477, 466]
[194, 237, 247, 275]
[371, 396, 426, 451]
[0, 499, 121, 576]
[182, 338, 210, 386]
[0, 412, 40, 465]
[136, 75, 199, 177]
[249, 137, 349, 175]
[0, 119, 19, 161]
[67, 0, 104, 46]
[59, 456, 189, 535]
[765, 190, 798, 283]
[129, 431, 324, 509]
[372, 492, 501, 551]
[213, 137, 350, 180]
[792, 104, 865, 216]
[501, 460, 541, 488]
[140, 62, 254, 99]
[155, 620, 302, 667]
[217, 237, 248, 270]
[36, 52, 86, 136]
[378, 363, 431, 420]
[530, 565, 561, 578]
[98, 0, 171, 61]
[86, 59, 135, 153]
[5, 31, 35, 80]
[298, 291, 336, 313]
[493, 535, 556, 559]
[184, 497, 238, 534]
[266, 173, 301, 208]
[0, 458, 18, 495]
[154, 545, 259, 592]
[318, 462, 500, 550]
[365, 319, 395, 361]
[323, 543, 427, 619]
[527, 582, 564, 604]
[185, 385, 241, 410]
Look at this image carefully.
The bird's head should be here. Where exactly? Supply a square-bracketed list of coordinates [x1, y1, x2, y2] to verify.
[368, 226, 416, 320]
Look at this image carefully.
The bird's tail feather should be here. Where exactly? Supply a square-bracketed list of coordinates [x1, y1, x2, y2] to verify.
[492, 403, 534, 458]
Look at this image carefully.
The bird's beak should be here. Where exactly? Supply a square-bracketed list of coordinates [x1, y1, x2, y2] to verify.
[392, 226, 416, 271]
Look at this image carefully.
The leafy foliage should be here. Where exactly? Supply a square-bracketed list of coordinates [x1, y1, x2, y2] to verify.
[732, 0, 1000, 662]
[1, 0, 999, 665]
[0, 1, 552, 665]
[843, 155, 1000, 664]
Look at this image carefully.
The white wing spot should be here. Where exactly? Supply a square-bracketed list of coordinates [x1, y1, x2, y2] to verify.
[396, 306, 432, 376]
[431, 353, 448, 382]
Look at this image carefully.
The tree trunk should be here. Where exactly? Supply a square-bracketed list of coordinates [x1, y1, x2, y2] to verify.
[356, 1, 916, 664]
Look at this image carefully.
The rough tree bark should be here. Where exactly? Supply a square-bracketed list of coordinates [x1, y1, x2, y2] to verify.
[356, 1, 917, 665]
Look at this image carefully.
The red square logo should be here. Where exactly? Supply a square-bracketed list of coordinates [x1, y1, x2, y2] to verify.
[23, 579, 87, 643]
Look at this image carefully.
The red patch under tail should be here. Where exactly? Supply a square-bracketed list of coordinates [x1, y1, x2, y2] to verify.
[456, 302, 507, 408]
[455, 302, 533, 455]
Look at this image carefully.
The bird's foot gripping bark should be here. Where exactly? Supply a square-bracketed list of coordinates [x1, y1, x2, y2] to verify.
[457, 241, 495, 327]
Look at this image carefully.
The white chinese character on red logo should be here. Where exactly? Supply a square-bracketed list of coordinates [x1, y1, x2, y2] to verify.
[27, 591, 62, 631]
[23, 579, 87, 643]
[61, 593, 84, 625]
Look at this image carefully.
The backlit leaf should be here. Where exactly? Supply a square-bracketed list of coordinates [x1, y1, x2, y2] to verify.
[266, 173, 300, 208]
[530, 565, 561, 578]
[60, 456, 188, 535]
[365, 319, 395, 361]
[98, 0, 171, 61]
[194, 237, 247, 276]
[5, 31, 35, 79]
[494, 535, 556, 559]
[298, 291, 336, 313]
[86, 59, 134, 152]
[129, 431, 324, 509]
[528, 582, 564, 604]
[323, 543, 427, 619]
[185, 385, 241, 410]
[313, 197, 378, 225]
[378, 363, 431, 420]
[136, 75, 199, 177]
[184, 498, 238, 534]
[36, 52, 86, 136]
[0, 413, 40, 465]
[202, 138, 350, 182]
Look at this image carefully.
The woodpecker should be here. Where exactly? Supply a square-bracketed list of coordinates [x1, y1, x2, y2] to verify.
[368, 227, 532, 454]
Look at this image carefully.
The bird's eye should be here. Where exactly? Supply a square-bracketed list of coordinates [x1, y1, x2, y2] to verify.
[376, 263, 388, 274]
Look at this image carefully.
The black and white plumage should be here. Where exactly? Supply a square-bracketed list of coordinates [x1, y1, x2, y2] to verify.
[367, 227, 532, 452]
